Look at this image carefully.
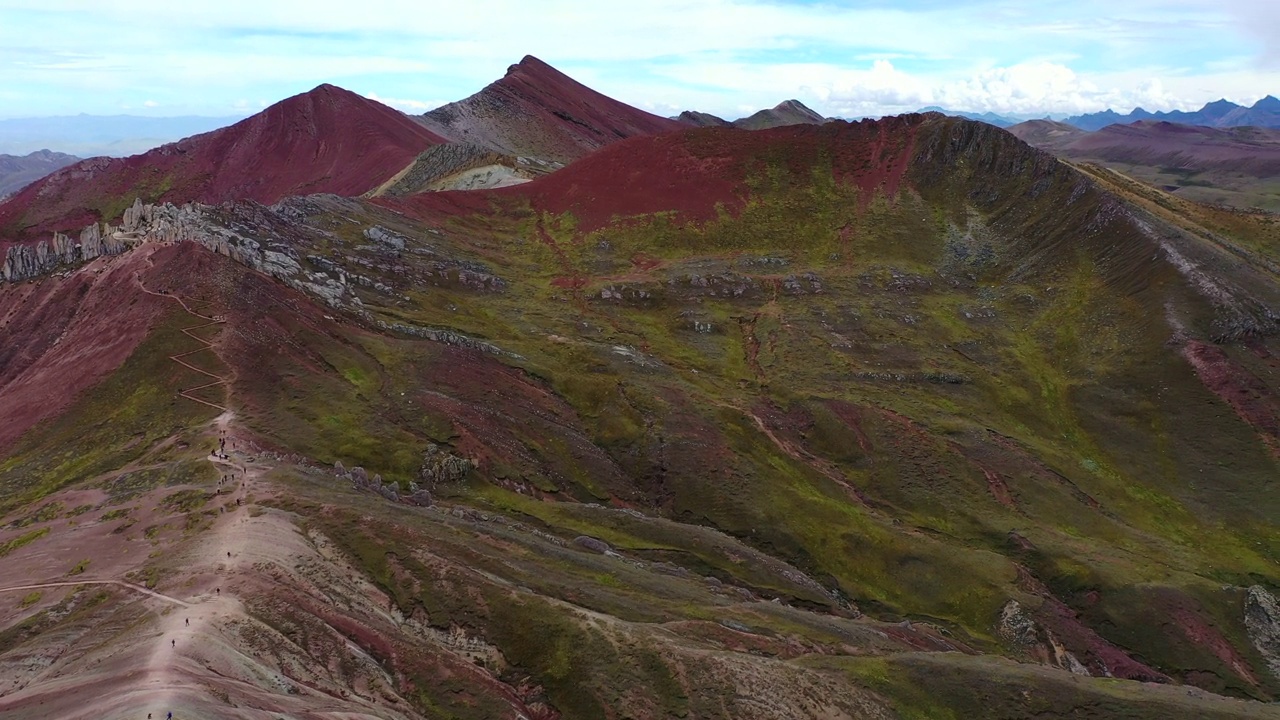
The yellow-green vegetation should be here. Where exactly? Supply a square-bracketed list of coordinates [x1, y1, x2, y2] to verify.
[67, 558, 91, 576]
[0, 527, 50, 558]
[9, 501, 63, 528]
[0, 307, 219, 516]
[219, 124, 1280, 703]
[161, 488, 209, 514]
[18, 591, 41, 608]
[5, 116, 1279, 715]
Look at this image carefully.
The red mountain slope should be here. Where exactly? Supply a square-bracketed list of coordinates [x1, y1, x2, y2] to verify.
[417, 55, 683, 163]
[391, 113, 929, 232]
[0, 84, 447, 238]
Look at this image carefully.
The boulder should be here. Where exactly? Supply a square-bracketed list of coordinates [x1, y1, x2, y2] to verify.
[572, 536, 611, 554]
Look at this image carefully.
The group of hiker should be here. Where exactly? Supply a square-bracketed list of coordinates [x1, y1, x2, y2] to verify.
[158, 430, 248, 719]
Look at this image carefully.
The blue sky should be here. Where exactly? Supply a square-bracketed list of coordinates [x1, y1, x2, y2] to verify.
[0, 0, 1276, 120]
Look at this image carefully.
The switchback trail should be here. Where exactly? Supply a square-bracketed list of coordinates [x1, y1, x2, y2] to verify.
[134, 267, 229, 412]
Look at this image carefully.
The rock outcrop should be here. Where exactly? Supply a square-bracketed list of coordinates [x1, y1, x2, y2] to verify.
[2, 220, 129, 282]
[418, 444, 474, 487]
[335, 463, 433, 507]
[375, 321, 520, 358]
[4, 198, 365, 309]
[997, 600, 1092, 676]
[1245, 585, 1280, 679]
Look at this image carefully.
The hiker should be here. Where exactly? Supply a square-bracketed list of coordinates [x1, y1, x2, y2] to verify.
[171, 639, 175, 648]
[216, 587, 220, 595]
[185, 618, 189, 626]
[227, 551, 231, 558]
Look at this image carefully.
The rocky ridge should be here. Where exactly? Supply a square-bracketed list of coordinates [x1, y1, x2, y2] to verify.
[3, 199, 361, 309]
[3, 220, 130, 282]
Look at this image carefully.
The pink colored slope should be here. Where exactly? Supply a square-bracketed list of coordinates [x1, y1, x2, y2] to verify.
[0, 85, 447, 238]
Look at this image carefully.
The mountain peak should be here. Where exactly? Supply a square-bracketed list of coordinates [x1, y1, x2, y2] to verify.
[732, 99, 826, 130]
[419, 56, 681, 163]
[1253, 94, 1280, 111]
[0, 82, 446, 237]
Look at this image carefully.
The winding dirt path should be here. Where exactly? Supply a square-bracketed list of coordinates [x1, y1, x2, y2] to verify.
[132, 410, 270, 718]
[133, 269, 229, 412]
[0, 580, 189, 607]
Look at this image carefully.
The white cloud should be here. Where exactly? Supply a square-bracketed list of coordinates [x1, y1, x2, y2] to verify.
[0, 0, 1271, 118]
[365, 92, 443, 113]
[143, 99, 158, 107]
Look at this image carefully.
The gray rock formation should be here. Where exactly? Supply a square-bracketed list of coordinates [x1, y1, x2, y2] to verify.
[418, 444, 474, 486]
[377, 321, 520, 359]
[573, 535, 612, 554]
[1245, 585, 1280, 679]
[996, 599, 1091, 676]
[363, 225, 407, 250]
[3, 219, 128, 282]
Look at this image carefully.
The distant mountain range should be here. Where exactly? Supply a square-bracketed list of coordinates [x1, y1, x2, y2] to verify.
[0, 150, 80, 198]
[1009, 119, 1280, 175]
[673, 99, 828, 130]
[1063, 96, 1280, 131]
[1009, 118, 1280, 210]
[915, 106, 1022, 128]
[0, 115, 243, 157]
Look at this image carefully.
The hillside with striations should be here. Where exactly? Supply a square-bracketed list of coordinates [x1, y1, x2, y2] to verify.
[0, 84, 447, 239]
[416, 55, 683, 163]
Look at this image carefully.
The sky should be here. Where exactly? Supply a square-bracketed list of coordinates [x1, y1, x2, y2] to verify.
[0, 0, 1277, 121]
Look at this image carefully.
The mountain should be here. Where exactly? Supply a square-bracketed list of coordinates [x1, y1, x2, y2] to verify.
[1005, 118, 1088, 148]
[417, 55, 683, 164]
[1012, 118, 1280, 210]
[674, 109, 731, 127]
[0, 149, 80, 198]
[731, 99, 826, 129]
[0, 84, 447, 238]
[1023, 120, 1280, 175]
[1065, 95, 1280, 131]
[917, 106, 1020, 127]
[3, 100, 1280, 719]
[674, 102, 826, 130]
[0, 114, 242, 157]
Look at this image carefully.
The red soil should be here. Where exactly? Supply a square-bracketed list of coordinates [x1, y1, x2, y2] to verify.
[486, 113, 930, 233]
[1182, 340, 1280, 457]
[1013, 582, 1171, 683]
[1170, 606, 1260, 687]
[0, 250, 166, 452]
[388, 114, 934, 237]
[420, 55, 683, 164]
[0, 85, 446, 238]
[1036, 596, 1171, 682]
